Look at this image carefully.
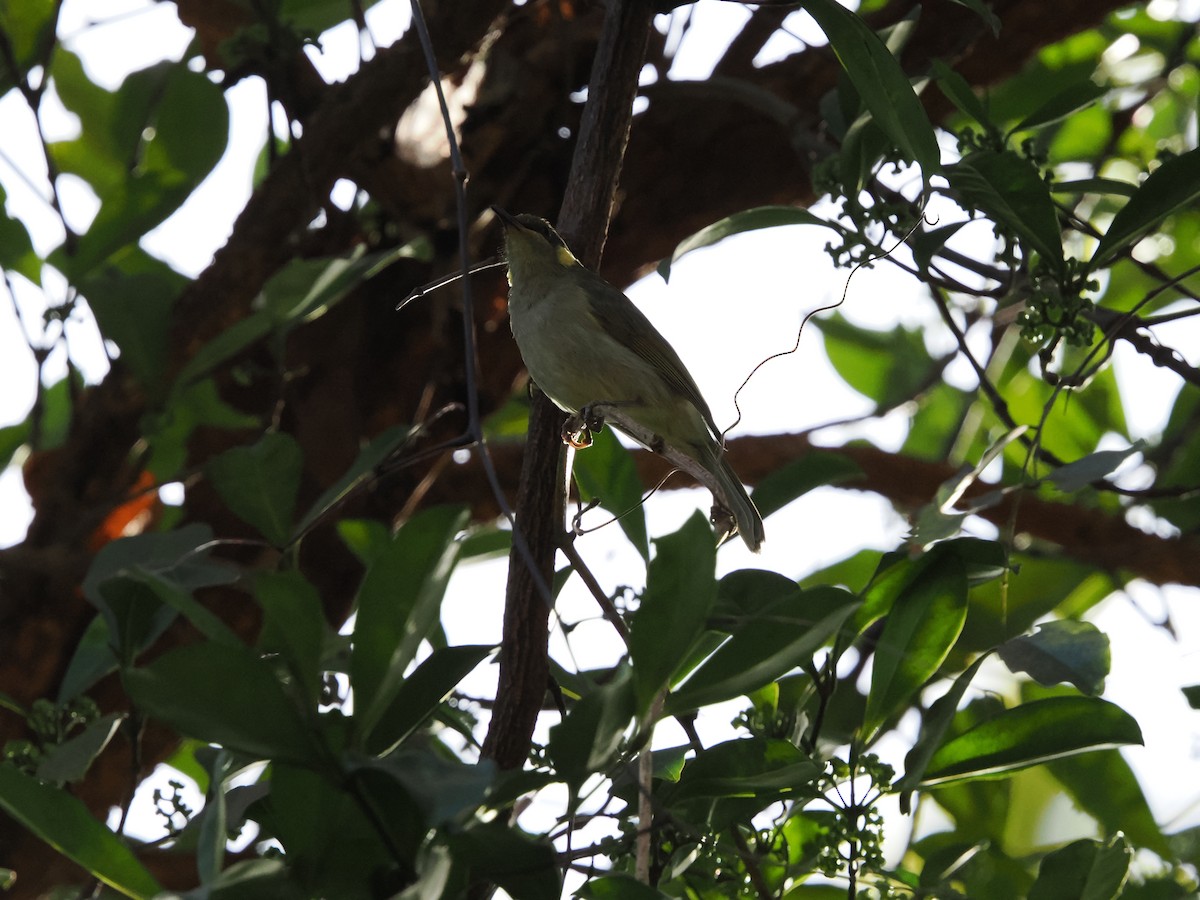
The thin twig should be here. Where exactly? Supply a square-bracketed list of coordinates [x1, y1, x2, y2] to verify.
[407, 0, 557, 608]
[559, 536, 630, 644]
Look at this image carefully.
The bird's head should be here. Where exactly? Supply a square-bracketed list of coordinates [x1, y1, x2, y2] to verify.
[492, 206, 581, 282]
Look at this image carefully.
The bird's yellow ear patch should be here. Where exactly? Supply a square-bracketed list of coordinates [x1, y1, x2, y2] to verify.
[555, 245, 578, 267]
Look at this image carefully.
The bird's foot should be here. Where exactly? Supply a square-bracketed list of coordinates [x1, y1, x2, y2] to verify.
[561, 403, 609, 449]
[710, 502, 738, 547]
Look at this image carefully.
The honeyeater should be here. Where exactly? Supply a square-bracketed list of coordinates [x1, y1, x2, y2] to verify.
[494, 206, 764, 552]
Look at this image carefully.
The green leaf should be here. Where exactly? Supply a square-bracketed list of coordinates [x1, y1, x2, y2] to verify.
[206, 431, 304, 546]
[863, 554, 968, 742]
[949, 149, 1065, 271]
[0, 185, 41, 283]
[629, 511, 717, 712]
[931, 60, 992, 129]
[1048, 750, 1170, 858]
[670, 737, 820, 803]
[347, 748, 494, 827]
[52, 61, 229, 278]
[1029, 835, 1131, 900]
[293, 424, 418, 540]
[276, 0, 386, 34]
[262, 241, 429, 326]
[816, 313, 938, 408]
[123, 641, 321, 765]
[1011, 80, 1107, 133]
[579, 874, 672, 899]
[998, 620, 1110, 696]
[0, 0, 59, 87]
[84, 524, 241, 666]
[1183, 684, 1200, 710]
[750, 451, 862, 519]
[944, 0, 1000, 35]
[921, 696, 1143, 786]
[128, 567, 243, 648]
[58, 616, 119, 702]
[144, 377, 260, 480]
[800, 0, 941, 179]
[35, 713, 125, 785]
[351, 506, 468, 744]
[82, 523, 235, 603]
[196, 750, 234, 885]
[0, 420, 30, 471]
[77, 251, 186, 393]
[549, 668, 636, 788]
[256, 571, 328, 708]
[1050, 177, 1139, 198]
[657, 206, 834, 281]
[443, 820, 561, 900]
[175, 243, 425, 390]
[1046, 442, 1144, 492]
[263, 763, 401, 895]
[572, 425, 649, 560]
[1091, 148, 1200, 266]
[667, 585, 858, 715]
[36, 371, 81, 451]
[366, 644, 494, 756]
[0, 764, 162, 899]
[897, 654, 990, 810]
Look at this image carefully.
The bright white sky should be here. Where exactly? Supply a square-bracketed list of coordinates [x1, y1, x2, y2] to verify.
[1, 0, 1198, 876]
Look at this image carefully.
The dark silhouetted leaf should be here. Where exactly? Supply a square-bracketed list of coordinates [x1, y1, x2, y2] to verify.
[1091, 148, 1200, 266]
[630, 512, 717, 711]
[206, 432, 303, 546]
[801, 0, 941, 178]
[658, 206, 834, 281]
[0, 765, 162, 899]
[998, 620, 1110, 695]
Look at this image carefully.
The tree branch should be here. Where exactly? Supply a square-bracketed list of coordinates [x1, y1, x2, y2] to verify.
[482, 0, 656, 770]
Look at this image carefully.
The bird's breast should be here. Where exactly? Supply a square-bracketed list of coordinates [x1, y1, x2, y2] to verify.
[508, 281, 673, 417]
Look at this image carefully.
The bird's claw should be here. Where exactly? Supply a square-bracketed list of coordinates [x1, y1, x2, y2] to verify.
[562, 405, 607, 449]
[710, 502, 737, 547]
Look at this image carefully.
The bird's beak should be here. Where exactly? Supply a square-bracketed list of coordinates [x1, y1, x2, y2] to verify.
[491, 205, 520, 229]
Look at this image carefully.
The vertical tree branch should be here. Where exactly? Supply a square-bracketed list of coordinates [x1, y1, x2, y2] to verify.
[482, 0, 656, 770]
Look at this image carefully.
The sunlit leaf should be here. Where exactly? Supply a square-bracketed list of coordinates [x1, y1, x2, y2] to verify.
[1091, 148, 1200, 266]
[921, 697, 1143, 785]
[1011, 80, 1107, 133]
[864, 554, 968, 742]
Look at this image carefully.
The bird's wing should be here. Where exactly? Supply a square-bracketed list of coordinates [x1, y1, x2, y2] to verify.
[581, 272, 724, 442]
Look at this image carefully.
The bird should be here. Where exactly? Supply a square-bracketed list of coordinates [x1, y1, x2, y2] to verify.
[493, 206, 764, 552]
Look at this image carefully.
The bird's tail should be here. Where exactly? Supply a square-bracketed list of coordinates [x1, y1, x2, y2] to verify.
[706, 448, 765, 552]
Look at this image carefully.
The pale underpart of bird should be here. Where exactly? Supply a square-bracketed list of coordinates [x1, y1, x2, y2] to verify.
[493, 206, 765, 552]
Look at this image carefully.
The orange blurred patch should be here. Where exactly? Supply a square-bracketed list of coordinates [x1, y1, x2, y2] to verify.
[88, 471, 162, 552]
